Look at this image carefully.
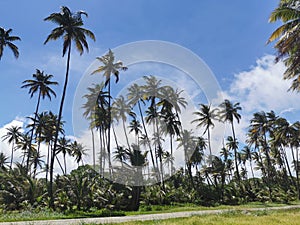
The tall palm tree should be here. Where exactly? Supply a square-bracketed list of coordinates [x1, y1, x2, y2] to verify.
[219, 99, 242, 181]
[0, 27, 21, 60]
[111, 96, 133, 150]
[241, 146, 256, 182]
[268, 0, 300, 91]
[0, 152, 9, 171]
[21, 69, 58, 172]
[71, 141, 87, 167]
[2, 126, 22, 169]
[91, 49, 127, 176]
[57, 136, 71, 174]
[44, 5, 95, 208]
[191, 104, 217, 157]
[127, 83, 158, 177]
[128, 115, 142, 145]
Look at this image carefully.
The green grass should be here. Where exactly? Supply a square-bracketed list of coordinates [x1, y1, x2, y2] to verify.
[0, 202, 299, 223]
[0, 208, 125, 222]
[125, 201, 299, 216]
[101, 208, 300, 225]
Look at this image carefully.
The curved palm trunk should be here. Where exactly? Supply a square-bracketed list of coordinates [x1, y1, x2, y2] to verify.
[290, 145, 300, 199]
[123, 120, 131, 150]
[49, 44, 71, 209]
[91, 129, 95, 170]
[27, 91, 42, 173]
[137, 101, 159, 181]
[231, 122, 240, 181]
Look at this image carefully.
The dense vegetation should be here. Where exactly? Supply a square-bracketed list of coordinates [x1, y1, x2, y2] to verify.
[1, 0, 300, 218]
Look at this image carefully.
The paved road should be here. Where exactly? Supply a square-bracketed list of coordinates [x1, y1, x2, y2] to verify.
[1, 205, 300, 225]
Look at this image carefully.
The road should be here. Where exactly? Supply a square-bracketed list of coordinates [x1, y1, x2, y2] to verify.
[0, 205, 299, 225]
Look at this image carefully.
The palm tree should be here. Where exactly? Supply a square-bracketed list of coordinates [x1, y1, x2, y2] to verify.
[91, 49, 127, 176]
[219, 99, 242, 181]
[0, 27, 21, 60]
[111, 96, 133, 150]
[0, 152, 9, 171]
[191, 104, 217, 157]
[125, 144, 147, 211]
[71, 141, 88, 167]
[21, 69, 58, 172]
[44, 5, 95, 208]
[128, 115, 142, 145]
[127, 83, 157, 177]
[2, 126, 22, 169]
[57, 136, 71, 174]
[268, 0, 300, 91]
[241, 146, 256, 182]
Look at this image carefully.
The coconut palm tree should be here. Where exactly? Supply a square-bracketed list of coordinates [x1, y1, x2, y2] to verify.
[71, 141, 88, 167]
[21, 69, 58, 172]
[191, 104, 217, 157]
[128, 115, 142, 145]
[0, 27, 21, 60]
[219, 99, 242, 181]
[0, 152, 9, 171]
[91, 49, 127, 176]
[111, 96, 133, 150]
[2, 126, 22, 169]
[268, 0, 300, 91]
[44, 5, 95, 208]
[57, 136, 71, 174]
[127, 83, 157, 177]
[125, 144, 147, 211]
[241, 146, 256, 182]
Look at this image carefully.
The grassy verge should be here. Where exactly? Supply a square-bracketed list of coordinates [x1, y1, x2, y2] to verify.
[126, 201, 299, 215]
[0, 209, 125, 222]
[0, 202, 299, 222]
[101, 208, 300, 225]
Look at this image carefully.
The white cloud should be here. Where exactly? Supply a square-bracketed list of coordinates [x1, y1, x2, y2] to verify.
[222, 55, 300, 144]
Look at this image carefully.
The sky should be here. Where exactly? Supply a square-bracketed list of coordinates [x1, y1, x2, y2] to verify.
[1, 0, 299, 173]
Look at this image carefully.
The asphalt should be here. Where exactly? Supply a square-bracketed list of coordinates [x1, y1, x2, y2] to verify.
[0, 205, 300, 225]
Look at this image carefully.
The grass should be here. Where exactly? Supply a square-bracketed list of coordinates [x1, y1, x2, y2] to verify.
[0, 202, 299, 223]
[99, 208, 300, 225]
[125, 201, 299, 216]
[0, 208, 125, 222]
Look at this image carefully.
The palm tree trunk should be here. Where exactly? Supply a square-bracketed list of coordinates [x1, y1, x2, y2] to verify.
[138, 101, 158, 180]
[49, 44, 71, 209]
[27, 91, 41, 174]
[123, 120, 131, 150]
[291, 145, 300, 199]
[10, 142, 14, 169]
[91, 129, 95, 170]
[107, 81, 112, 178]
[231, 122, 240, 181]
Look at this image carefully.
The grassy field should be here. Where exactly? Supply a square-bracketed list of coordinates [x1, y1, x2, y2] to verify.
[104, 208, 300, 225]
[0, 202, 299, 223]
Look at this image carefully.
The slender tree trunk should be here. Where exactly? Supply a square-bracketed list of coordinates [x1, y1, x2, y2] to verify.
[10, 142, 14, 169]
[49, 44, 71, 209]
[123, 119, 131, 150]
[27, 91, 41, 174]
[91, 129, 95, 170]
[107, 81, 112, 177]
[296, 147, 300, 199]
[231, 122, 240, 181]
[291, 145, 300, 199]
[137, 101, 158, 180]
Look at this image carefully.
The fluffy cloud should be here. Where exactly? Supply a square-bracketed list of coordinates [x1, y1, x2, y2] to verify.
[222, 55, 300, 144]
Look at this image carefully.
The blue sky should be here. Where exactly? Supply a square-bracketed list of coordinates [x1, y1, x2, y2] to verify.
[1, 0, 299, 169]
